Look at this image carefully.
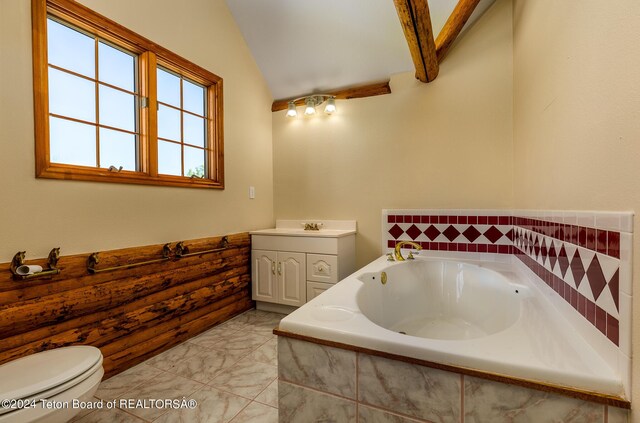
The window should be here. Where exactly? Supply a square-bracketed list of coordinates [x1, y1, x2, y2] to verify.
[32, 0, 224, 189]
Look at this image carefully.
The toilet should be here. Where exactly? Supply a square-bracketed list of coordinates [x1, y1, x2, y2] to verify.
[0, 346, 104, 423]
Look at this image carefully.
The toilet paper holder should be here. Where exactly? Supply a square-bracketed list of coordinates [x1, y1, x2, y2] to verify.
[10, 248, 61, 280]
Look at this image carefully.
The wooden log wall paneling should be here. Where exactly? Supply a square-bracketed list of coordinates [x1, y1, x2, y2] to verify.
[0, 232, 254, 378]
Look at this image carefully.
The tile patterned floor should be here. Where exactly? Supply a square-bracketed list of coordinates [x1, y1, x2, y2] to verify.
[72, 309, 284, 423]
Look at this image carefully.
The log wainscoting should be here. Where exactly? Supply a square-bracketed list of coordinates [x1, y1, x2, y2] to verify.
[0, 233, 253, 379]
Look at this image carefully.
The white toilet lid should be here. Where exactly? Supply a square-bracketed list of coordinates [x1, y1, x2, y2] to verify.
[0, 346, 103, 401]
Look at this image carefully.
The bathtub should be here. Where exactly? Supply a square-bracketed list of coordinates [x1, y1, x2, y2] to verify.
[278, 255, 623, 397]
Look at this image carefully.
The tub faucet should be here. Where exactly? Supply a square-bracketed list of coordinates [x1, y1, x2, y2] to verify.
[394, 241, 422, 261]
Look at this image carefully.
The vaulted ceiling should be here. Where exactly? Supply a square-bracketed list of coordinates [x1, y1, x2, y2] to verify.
[225, 0, 495, 102]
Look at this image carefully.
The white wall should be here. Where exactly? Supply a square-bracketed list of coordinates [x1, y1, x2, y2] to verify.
[0, 0, 274, 261]
[512, 0, 640, 415]
[272, 0, 514, 267]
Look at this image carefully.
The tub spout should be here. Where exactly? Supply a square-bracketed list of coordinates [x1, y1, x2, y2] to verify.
[394, 241, 422, 261]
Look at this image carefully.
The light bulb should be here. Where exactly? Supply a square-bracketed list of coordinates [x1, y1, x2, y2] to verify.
[286, 102, 297, 118]
[324, 97, 336, 114]
[304, 97, 316, 115]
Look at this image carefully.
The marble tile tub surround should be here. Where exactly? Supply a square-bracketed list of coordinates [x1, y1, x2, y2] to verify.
[278, 336, 630, 423]
[71, 309, 283, 423]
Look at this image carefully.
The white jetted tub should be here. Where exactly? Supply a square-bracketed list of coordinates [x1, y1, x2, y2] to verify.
[278, 255, 623, 397]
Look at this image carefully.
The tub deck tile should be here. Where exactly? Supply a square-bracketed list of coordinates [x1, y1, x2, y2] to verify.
[463, 376, 604, 423]
[357, 353, 461, 423]
[278, 337, 357, 399]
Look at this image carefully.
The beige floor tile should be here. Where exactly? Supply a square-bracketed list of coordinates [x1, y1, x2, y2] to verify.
[230, 401, 278, 423]
[209, 357, 278, 399]
[94, 364, 163, 401]
[254, 379, 278, 408]
[211, 331, 271, 356]
[117, 371, 203, 421]
[245, 337, 277, 366]
[154, 385, 250, 423]
[74, 408, 144, 423]
[169, 348, 246, 383]
[145, 342, 209, 372]
[189, 325, 241, 349]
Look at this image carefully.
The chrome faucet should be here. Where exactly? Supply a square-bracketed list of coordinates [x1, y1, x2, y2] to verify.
[394, 241, 422, 261]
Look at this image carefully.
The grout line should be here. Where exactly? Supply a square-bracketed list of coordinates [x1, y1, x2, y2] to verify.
[279, 378, 356, 403]
[355, 401, 433, 423]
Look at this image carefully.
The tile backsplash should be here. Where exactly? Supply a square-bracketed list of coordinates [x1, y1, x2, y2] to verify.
[382, 209, 632, 354]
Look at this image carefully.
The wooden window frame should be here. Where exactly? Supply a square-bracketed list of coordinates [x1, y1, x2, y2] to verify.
[32, 0, 224, 189]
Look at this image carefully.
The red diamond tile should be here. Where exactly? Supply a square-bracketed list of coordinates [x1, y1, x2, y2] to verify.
[424, 225, 441, 241]
[548, 243, 557, 270]
[406, 224, 422, 240]
[586, 255, 607, 301]
[540, 239, 548, 265]
[558, 245, 570, 278]
[483, 226, 504, 244]
[388, 224, 404, 240]
[608, 269, 619, 312]
[462, 226, 481, 243]
[443, 225, 461, 242]
[534, 237, 541, 259]
[570, 249, 585, 288]
[505, 229, 514, 241]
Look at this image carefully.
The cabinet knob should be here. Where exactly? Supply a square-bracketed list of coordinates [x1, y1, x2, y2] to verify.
[271, 262, 276, 275]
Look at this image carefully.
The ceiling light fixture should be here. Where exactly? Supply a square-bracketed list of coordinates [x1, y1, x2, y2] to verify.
[285, 95, 337, 118]
[324, 97, 336, 114]
[286, 101, 297, 117]
[304, 97, 316, 116]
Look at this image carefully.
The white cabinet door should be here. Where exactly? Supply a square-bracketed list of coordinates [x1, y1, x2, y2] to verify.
[277, 252, 306, 307]
[252, 250, 277, 303]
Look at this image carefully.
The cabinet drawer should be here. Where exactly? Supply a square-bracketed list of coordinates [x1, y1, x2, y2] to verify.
[306, 281, 334, 302]
[306, 254, 338, 283]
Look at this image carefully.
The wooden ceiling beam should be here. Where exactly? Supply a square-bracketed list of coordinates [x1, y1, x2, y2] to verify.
[435, 0, 481, 63]
[271, 81, 391, 112]
[393, 0, 439, 83]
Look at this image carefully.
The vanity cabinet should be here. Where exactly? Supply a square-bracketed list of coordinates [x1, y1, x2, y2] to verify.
[250, 220, 356, 311]
[252, 250, 305, 307]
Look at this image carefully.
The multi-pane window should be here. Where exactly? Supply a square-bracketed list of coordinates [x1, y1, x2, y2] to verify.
[157, 68, 208, 178]
[47, 18, 139, 170]
[33, 0, 224, 189]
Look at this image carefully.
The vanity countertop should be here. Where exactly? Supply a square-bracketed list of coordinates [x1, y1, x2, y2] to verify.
[250, 220, 356, 238]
